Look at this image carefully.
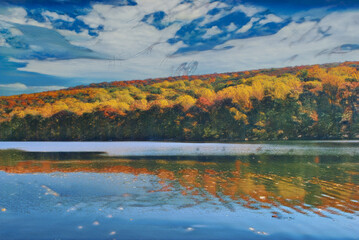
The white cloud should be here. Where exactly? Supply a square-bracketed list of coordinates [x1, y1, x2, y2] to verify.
[0, 36, 8, 47]
[202, 26, 222, 39]
[42, 10, 75, 22]
[199, 2, 230, 26]
[0, 20, 22, 47]
[76, 2, 183, 60]
[259, 14, 283, 25]
[76, 4, 106, 29]
[8, 57, 26, 63]
[9, 27, 23, 36]
[291, 7, 331, 22]
[0, 83, 28, 90]
[236, 17, 258, 33]
[1, 7, 27, 23]
[199, 3, 263, 27]
[233, 4, 263, 17]
[9, 4, 359, 87]
[0, 20, 12, 29]
[19, 56, 176, 81]
[35, 85, 66, 91]
[0, 83, 65, 93]
[170, 1, 213, 21]
[72, 0, 267, 62]
[0, 7, 50, 28]
[57, 29, 95, 48]
[226, 23, 237, 32]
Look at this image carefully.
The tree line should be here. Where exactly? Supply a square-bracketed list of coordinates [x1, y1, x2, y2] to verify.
[0, 62, 358, 141]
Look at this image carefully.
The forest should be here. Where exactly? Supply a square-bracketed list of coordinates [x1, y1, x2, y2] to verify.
[0, 62, 358, 141]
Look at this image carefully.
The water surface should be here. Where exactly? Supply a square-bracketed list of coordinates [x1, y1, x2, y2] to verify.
[0, 141, 358, 239]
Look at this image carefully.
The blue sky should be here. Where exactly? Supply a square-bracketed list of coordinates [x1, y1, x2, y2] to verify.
[1, 0, 359, 95]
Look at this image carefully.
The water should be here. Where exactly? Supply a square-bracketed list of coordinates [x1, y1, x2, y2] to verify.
[0, 141, 358, 240]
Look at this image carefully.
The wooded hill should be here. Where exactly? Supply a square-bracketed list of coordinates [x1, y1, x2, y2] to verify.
[0, 62, 358, 141]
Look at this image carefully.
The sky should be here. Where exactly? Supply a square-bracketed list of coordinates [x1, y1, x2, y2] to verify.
[1, 0, 359, 96]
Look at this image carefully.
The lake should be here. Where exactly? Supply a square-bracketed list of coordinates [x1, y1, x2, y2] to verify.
[0, 141, 358, 240]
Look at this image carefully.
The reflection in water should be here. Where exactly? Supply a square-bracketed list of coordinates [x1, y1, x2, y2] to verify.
[0, 149, 358, 239]
[1, 151, 358, 217]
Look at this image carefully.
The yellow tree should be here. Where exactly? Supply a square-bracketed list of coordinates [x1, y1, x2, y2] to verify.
[175, 95, 196, 111]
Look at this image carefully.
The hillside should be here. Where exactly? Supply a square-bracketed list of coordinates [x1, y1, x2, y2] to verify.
[0, 62, 358, 141]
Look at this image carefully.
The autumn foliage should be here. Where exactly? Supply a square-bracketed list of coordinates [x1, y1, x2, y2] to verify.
[0, 62, 358, 141]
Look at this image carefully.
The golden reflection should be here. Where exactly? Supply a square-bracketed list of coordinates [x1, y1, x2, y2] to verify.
[0, 156, 358, 217]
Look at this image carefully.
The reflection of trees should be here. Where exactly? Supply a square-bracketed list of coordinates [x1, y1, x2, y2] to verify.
[0, 151, 358, 217]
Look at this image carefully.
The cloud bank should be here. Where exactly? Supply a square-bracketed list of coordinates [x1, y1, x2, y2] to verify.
[0, 0, 359, 95]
